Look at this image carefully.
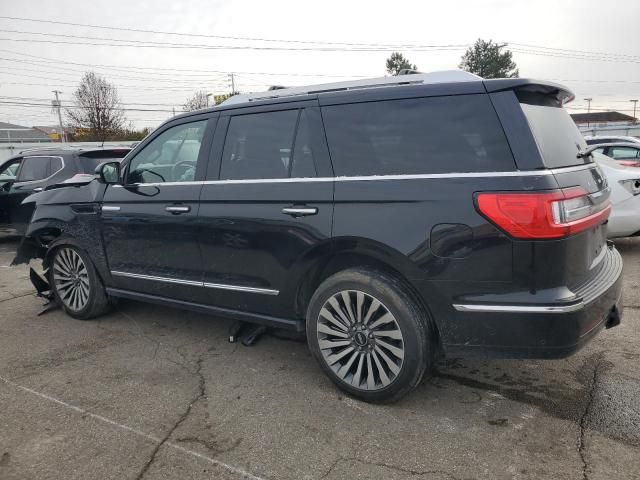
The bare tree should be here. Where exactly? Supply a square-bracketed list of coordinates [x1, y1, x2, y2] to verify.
[66, 72, 126, 142]
[183, 91, 210, 112]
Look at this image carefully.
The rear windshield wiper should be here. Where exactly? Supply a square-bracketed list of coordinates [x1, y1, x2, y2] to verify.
[576, 146, 597, 159]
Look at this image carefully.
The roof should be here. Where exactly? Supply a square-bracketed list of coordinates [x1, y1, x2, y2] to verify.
[222, 70, 482, 106]
[11, 145, 132, 158]
[0, 122, 51, 142]
[168, 72, 573, 125]
[571, 111, 637, 123]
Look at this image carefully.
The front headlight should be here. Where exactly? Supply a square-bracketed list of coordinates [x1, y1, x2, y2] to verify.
[620, 179, 640, 196]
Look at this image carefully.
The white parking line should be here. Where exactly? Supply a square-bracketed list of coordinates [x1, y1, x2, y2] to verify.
[0, 375, 267, 480]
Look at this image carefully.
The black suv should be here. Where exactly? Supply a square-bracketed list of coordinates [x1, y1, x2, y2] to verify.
[0, 146, 130, 236]
[15, 73, 623, 402]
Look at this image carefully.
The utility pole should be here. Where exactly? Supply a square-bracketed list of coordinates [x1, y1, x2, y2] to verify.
[52, 90, 65, 143]
[229, 73, 236, 95]
[584, 98, 593, 128]
[630, 99, 638, 124]
[172, 106, 176, 117]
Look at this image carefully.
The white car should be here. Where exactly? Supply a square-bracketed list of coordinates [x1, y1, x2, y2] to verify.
[594, 152, 640, 238]
[585, 135, 640, 146]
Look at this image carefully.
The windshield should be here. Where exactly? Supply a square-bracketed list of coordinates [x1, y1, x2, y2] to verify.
[520, 103, 590, 168]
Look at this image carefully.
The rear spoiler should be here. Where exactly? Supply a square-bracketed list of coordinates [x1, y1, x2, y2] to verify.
[483, 78, 575, 105]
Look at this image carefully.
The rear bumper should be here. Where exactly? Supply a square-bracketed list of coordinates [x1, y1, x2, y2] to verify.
[442, 245, 623, 359]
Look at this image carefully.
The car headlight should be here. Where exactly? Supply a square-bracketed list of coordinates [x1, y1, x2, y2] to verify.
[620, 179, 640, 196]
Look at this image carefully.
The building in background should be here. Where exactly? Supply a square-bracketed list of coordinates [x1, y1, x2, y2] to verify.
[0, 122, 52, 143]
[33, 126, 74, 142]
[571, 111, 640, 138]
[571, 111, 637, 128]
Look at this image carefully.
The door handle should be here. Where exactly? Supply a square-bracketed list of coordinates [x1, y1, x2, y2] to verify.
[165, 205, 191, 214]
[32, 187, 43, 192]
[282, 206, 318, 217]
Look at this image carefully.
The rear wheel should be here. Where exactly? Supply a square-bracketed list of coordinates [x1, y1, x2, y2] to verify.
[49, 245, 110, 320]
[306, 268, 434, 403]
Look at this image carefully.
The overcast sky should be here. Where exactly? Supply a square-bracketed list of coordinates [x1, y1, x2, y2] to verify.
[1, 0, 639, 129]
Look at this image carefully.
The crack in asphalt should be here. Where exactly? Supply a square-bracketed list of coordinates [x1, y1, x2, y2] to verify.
[577, 354, 602, 480]
[135, 355, 206, 480]
[319, 456, 463, 480]
[0, 291, 34, 303]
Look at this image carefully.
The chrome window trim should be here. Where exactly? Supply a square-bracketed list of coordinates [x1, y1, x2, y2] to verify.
[109, 164, 597, 187]
[108, 164, 595, 188]
[453, 302, 584, 313]
[110, 271, 279, 295]
[14, 155, 65, 185]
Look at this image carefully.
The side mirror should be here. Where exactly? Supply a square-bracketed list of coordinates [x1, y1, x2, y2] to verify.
[95, 161, 122, 185]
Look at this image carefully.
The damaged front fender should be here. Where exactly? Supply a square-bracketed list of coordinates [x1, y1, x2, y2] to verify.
[11, 180, 109, 281]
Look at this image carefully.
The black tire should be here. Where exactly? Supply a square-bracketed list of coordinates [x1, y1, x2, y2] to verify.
[48, 245, 110, 320]
[306, 267, 435, 403]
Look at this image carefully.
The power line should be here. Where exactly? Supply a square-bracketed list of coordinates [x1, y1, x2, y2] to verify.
[0, 15, 469, 49]
[0, 34, 467, 52]
[0, 100, 175, 113]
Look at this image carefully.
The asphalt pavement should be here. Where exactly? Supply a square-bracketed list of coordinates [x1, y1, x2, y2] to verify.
[0, 236, 639, 480]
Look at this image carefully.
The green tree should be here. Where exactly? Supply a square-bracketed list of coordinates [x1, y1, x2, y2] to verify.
[459, 39, 518, 78]
[385, 52, 418, 75]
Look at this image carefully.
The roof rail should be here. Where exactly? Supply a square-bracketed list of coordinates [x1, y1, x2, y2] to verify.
[221, 70, 482, 106]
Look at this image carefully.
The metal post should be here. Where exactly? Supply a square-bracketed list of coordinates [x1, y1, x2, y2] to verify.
[630, 99, 638, 124]
[584, 98, 592, 128]
[52, 90, 65, 143]
[229, 73, 236, 95]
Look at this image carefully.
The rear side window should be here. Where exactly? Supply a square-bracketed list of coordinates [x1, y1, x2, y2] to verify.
[220, 110, 299, 180]
[520, 103, 588, 168]
[321, 95, 515, 176]
[16, 156, 62, 182]
[608, 146, 640, 159]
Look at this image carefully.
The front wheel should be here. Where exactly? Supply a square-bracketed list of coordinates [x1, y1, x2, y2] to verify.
[49, 245, 110, 320]
[306, 268, 435, 403]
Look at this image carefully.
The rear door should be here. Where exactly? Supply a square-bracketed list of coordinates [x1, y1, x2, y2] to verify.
[101, 115, 216, 300]
[9, 155, 64, 231]
[0, 158, 22, 231]
[196, 102, 334, 317]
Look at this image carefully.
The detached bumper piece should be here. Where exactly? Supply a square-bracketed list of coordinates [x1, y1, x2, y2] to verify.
[29, 268, 59, 316]
[228, 321, 268, 346]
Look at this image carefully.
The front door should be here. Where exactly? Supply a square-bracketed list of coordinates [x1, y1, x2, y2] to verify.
[196, 105, 334, 318]
[101, 115, 216, 300]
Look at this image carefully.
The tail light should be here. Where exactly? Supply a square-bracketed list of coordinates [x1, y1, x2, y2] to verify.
[618, 160, 640, 167]
[476, 187, 611, 239]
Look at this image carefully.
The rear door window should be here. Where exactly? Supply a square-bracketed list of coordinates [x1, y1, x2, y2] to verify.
[321, 95, 515, 176]
[608, 146, 640, 159]
[16, 156, 61, 182]
[220, 110, 299, 180]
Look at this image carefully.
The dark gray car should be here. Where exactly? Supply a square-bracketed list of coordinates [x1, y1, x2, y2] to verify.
[0, 146, 130, 236]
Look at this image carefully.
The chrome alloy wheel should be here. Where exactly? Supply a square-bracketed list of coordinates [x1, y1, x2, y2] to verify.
[316, 290, 405, 390]
[52, 248, 90, 312]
